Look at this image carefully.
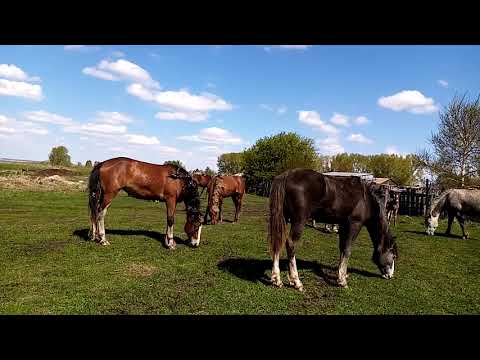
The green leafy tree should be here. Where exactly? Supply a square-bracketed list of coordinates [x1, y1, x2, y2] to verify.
[204, 166, 215, 176]
[417, 94, 480, 188]
[243, 132, 317, 184]
[48, 146, 71, 167]
[217, 152, 245, 174]
[164, 160, 186, 169]
[85, 160, 93, 167]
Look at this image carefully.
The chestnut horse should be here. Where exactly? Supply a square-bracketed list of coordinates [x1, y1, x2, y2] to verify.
[205, 174, 246, 224]
[269, 169, 397, 291]
[88, 157, 203, 249]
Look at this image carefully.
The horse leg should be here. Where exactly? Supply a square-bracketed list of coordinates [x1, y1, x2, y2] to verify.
[165, 198, 177, 249]
[455, 213, 469, 239]
[337, 222, 362, 288]
[219, 198, 224, 223]
[446, 211, 454, 235]
[270, 246, 283, 288]
[286, 221, 305, 292]
[95, 191, 118, 245]
[232, 194, 242, 223]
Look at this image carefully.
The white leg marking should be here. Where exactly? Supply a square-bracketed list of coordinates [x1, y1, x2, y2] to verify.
[191, 225, 202, 247]
[98, 208, 110, 245]
[271, 251, 282, 287]
[338, 256, 348, 287]
[288, 255, 304, 292]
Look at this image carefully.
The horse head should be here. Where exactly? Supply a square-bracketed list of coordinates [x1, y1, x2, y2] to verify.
[372, 232, 397, 280]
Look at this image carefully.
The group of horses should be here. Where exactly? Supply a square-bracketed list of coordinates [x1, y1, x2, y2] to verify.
[87, 157, 479, 292]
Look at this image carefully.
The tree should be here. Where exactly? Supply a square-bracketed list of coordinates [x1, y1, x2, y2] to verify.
[204, 166, 215, 176]
[217, 152, 245, 174]
[417, 94, 480, 188]
[85, 160, 93, 167]
[243, 132, 317, 185]
[164, 160, 186, 169]
[48, 146, 71, 167]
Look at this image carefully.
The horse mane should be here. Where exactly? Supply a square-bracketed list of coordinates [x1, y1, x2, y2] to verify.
[430, 189, 451, 217]
[208, 176, 225, 213]
[364, 181, 396, 251]
[168, 164, 201, 215]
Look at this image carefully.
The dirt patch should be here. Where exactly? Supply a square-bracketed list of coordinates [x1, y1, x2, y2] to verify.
[0, 174, 87, 192]
[124, 263, 158, 278]
[34, 168, 76, 177]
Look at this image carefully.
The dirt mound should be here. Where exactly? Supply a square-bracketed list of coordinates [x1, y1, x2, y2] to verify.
[35, 168, 74, 177]
[0, 174, 86, 192]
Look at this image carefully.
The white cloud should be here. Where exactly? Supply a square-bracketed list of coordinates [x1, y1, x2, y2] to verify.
[82, 67, 118, 81]
[64, 123, 127, 136]
[0, 79, 43, 101]
[64, 45, 101, 52]
[93, 111, 133, 125]
[298, 111, 339, 134]
[353, 116, 369, 125]
[330, 113, 349, 126]
[316, 137, 345, 155]
[83, 59, 159, 89]
[24, 110, 74, 125]
[155, 111, 207, 122]
[112, 51, 125, 58]
[385, 145, 399, 155]
[378, 90, 438, 114]
[347, 133, 373, 144]
[261, 104, 288, 115]
[125, 134, 160, 145]
[177, 127, 242, 145]
[0, 114, 48, 136]
[265, 45, 312, 51]
[0, 64, 40, 82]
[128, 84, 233, 120]
[437, 80, 448, 88]
[0, 126, 16, 133]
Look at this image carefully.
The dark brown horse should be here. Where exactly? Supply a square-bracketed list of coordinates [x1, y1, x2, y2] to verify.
[386, 191, 400, 227]
[268, 169, 397, 291]
[205, 174, 246, 224]
[88, 157, 203, 249]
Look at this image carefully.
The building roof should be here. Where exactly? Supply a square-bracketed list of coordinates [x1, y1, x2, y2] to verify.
[323, 172, 374, 179]
[374, 177, 398, 186]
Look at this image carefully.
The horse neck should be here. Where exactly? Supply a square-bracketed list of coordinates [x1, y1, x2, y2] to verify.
[431, 191, 449, 217]
[366, 189, 391, 252]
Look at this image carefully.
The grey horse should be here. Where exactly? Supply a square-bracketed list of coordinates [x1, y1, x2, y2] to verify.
[425, 189, 480, 239]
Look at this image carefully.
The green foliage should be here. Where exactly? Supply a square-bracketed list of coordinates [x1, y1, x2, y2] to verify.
[217, 152, 245, 174]
[243, 132, 317, 183]
[164, 160, 186, 170]
[85, 160, 93, 167]
[204, 166, 215, 177]
[48, 146, 71, 167]
[329, 153, 419, 186]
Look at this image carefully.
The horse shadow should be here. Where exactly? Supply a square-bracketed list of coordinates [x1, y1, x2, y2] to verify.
[72, 228, 188, 248]
[403, 230, 464, 239]
[217, 257, 381, 287]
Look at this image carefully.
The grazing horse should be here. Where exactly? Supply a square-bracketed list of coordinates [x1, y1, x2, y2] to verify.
[88, 157, 203, 249]
[205, 174, 246, 224]
[268, 169, 397, 290]
[386, 191, 400, 227]
[425, 188, 480, 239]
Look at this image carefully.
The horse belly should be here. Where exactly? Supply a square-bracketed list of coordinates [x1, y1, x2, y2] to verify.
[123, 186, 164, 201]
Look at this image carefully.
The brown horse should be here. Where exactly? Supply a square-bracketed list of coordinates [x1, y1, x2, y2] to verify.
[88, 157, 203, 249]
[386, 191, 400, 227]
[269, 169, 397, 291]
[205, 174, 246, 224]
[192, 170, 212, 197]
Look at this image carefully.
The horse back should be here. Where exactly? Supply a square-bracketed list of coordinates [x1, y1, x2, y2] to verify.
[99, 157, 179, 200]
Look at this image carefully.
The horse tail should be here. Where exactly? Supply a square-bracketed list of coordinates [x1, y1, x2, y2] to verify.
[88, 162, 104, 222]
[268, 171, 289, 256]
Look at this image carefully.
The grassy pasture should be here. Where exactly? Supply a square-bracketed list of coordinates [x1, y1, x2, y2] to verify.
[1, 184, 479, 315]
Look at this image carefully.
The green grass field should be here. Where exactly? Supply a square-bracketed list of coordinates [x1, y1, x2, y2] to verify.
[1, 188, 479, 315]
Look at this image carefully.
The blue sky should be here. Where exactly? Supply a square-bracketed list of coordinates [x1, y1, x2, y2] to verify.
[1, 45, 479, 170]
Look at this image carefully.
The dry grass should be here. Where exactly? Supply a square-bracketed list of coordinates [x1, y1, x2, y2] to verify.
[0, 174, 87, 192]
[123, 263, 158, 278]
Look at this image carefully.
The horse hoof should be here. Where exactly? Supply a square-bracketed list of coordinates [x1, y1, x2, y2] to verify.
[337, 280, 348, 288]
[100, 240, 110, 246]
[271, 278, 283, 288]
